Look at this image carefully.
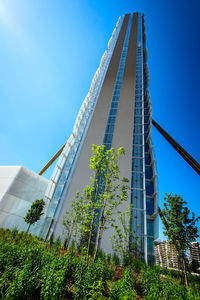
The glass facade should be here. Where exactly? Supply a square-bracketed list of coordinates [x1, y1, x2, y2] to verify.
[103, 15, 132, 149]
[40, 13, 158, 263]
[40, 16, 124, 238]
[130, 13, 158, 263]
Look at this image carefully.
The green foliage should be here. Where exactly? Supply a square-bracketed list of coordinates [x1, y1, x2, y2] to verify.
[160, 193, 200, 287]
[54, 236, 61, 251]
[49, 233, 54, 247]
[24, 199, 45, 232]
[0, 228, 199, 299]
[62, 144, 129, 263]
[110, 267, 136, 299]
[141, 266, 200, 300]
[74, 259, 105, 299]
[160, 193, 199, 251]
[41, 256, 71, 300]
[131, 259, 143, 273]
[112, 253, 120, 266]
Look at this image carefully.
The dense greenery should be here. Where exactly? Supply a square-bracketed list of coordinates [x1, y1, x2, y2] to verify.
[160, 193, 200, 287]
[0, 228, 199, 299]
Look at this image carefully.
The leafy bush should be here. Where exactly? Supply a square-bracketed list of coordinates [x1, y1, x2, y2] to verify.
[110, 267, 136, 299]
[112, 253, 120, 266]
[74, 258, 105, 299]
[141, 266, 162, 299]
[41, 255, 71, 300]
[0, 228, 199, 299]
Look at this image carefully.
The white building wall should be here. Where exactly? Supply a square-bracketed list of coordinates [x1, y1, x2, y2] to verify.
[0, 166, 49, 234]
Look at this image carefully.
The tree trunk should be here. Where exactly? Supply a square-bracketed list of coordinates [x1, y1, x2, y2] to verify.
[85, 177, 101, 264]
[86, 210, 95, 263]
[26, 223, 31, 233]
[182, 253, 188, 288]
[93, 207, 105, 262]
[93, 225, 103, 262]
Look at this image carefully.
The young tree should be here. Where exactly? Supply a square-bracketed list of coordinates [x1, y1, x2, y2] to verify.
[160, 193, 199, 288]
[62, 144, 129, 263]
[24, 199, 45, 233]
[62, 192, 88, 250]
[91, 145, 129, 262]
[110, 206, 138, 260]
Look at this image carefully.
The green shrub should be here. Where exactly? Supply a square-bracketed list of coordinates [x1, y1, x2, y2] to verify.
[49, 233, 54, 247]
[54, 236, 61, 251]
[41, 256, 70, 300]
[131, 259, 143, 273]
[74, 259, 105, 299]
[110, 267, 136, 299]
[112, 253, 120, 266]
[141, 266, 161, 299]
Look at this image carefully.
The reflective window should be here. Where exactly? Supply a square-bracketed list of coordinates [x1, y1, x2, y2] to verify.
[132, 157, 143, 171]
[145, 166, 153, 179]
[104, 134, 112, 144]
[131, 189, 144, 209]
[132, 145, 143, 157]
[133, 134, 142, 145]
[145, 153, 151, 165]
[146, 180, 154, 196]
[146, 197, 154, 215]
[132, 172, 143, 189]
[147, 219, 154, 237]
[145, 143, 149, 153]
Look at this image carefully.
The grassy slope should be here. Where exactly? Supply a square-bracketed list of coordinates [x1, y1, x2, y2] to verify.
[0, 228, 199, 299]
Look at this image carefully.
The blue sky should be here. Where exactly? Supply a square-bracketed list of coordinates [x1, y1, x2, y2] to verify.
[0, 0, 199, 240]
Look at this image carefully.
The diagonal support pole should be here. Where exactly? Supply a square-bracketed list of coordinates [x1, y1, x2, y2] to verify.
[38, 143, 66, 175]
[152, 120, 200, 175]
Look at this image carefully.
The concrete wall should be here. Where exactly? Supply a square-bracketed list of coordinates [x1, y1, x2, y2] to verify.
[0, 166, 49, 234]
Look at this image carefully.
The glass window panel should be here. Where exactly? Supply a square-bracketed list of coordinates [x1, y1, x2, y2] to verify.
[145, 153, 151, 165]
[132, 157, 143, 172]
[145, 166, 153, 179]
[111, 102, 118, 109]
[104, 133, 112, 144]
[108, 116, 115, 124]
[133, 134, 142, 145]
[135, 108, 142, 115]
[145, 143, 149, 153]
[135, 101, 142, 108]
[134, 116, 142, 124]
[147, 220, 154, 237]
[144, 124, 149, 132]
[112, 96, 118, 102]
[106, 124, 114, 133]
[132, 172, 143, 189]
[134, 124, 142, 134]
[146, 197, 154, 215]
[131, 188, 144, 209]
[146, 180, 154, 196]
[132, 145, 143, 157]
[110, 108, 117, 116]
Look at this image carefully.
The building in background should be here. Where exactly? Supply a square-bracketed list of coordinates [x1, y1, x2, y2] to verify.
[0, 166, 49, 234]
[40, 12, 158, 263]
[190, 242, 200, 273]
[155, 240, 183, 270]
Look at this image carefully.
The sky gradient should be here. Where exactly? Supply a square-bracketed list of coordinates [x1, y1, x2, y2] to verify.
[0, 0, 199, 240]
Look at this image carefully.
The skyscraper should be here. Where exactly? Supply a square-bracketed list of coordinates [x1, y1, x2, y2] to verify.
[40, 12, 158, 263]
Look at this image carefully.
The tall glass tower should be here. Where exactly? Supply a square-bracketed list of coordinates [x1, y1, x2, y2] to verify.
[40, 13, 158, 263]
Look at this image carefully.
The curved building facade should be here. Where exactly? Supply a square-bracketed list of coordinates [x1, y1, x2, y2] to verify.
[40, 13, 158, 263]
